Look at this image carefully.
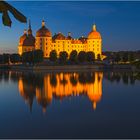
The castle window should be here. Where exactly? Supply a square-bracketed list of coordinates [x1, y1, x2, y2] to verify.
[46, 43, 47, 45]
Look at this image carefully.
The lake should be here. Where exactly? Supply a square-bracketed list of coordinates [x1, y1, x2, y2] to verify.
[0, 70, 140, 138]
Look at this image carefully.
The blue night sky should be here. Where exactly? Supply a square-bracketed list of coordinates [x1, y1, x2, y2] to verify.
[0, 1, 140, 53]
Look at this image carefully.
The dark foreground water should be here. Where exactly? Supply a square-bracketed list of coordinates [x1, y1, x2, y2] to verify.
[0, 70, 140, 138]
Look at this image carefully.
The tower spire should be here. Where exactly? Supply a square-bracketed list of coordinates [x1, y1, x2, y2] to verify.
[28, 19, 32, 35]
[93, 24, 96, 31]
[42, 19, 45, 27]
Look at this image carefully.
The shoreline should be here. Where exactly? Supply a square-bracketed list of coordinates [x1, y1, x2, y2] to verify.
[0, 63, 139, 73]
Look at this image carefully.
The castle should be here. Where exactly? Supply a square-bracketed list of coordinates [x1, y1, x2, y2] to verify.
[18, 20, 105, 60]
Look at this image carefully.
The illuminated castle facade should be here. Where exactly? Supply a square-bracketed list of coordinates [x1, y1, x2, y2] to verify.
[18, 20, 105, 60]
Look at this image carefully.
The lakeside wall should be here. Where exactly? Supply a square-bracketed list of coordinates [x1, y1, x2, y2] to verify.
[1, 64, 139, 72]
[11, 64, 104, 72]
[12, 64, 139, 72]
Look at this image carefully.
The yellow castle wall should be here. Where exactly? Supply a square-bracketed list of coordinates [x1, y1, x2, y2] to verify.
[35, 37, 102, 58]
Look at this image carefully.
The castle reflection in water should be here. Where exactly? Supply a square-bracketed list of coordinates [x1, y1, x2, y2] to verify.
[18, 72, 103, 112]
[1, 71, 139, 113]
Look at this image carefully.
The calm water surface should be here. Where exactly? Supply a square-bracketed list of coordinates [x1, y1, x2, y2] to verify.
[0, 70, 140, 138]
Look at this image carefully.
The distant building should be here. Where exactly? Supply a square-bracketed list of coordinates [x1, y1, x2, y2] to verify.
[18, 20, 106, 60]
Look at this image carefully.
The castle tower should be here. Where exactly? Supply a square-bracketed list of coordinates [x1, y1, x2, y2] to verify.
[36, 20, 52, 57]
[18, 29, 27, 55]
[87, 24, 102, 59]
[18, 20, 35, 55]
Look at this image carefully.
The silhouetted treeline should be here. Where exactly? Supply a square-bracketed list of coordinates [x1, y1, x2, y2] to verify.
[49, 50, 100, 65]
[103, 50, 140, 64]
[0, 49, 43, 65]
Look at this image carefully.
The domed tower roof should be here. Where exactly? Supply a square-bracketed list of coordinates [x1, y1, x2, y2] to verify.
[53, 32, 65, 40]
[88, 24, 101, 39]
[19, 29, 27, 45]
[23, 35, 35, 46]
[36, 20, 52, 37]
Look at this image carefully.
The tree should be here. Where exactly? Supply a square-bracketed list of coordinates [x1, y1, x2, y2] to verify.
[10, 53, 20, 64]
[2, 53, 10, 64]
[0, 1, 27, 26]
[22, 50, 43, 64]
[86, 51, 95, 62]
[114, 53, 121, 63]
[69, 50, 78, 63]
[0, 55, 3, 64]
[59, 51, 68, 64]
[128, 52, 135, 62]
[122, 52, 128, 62]
[49, 50, 57, 62]
[33, 50, 43, 64]
[22, 51, 33, 64]
[97, 54, 101, 61]
[78, 51, 86, 63]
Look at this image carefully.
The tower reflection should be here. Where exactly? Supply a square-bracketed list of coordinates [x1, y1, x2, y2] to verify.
[18, 72, 103, 112]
